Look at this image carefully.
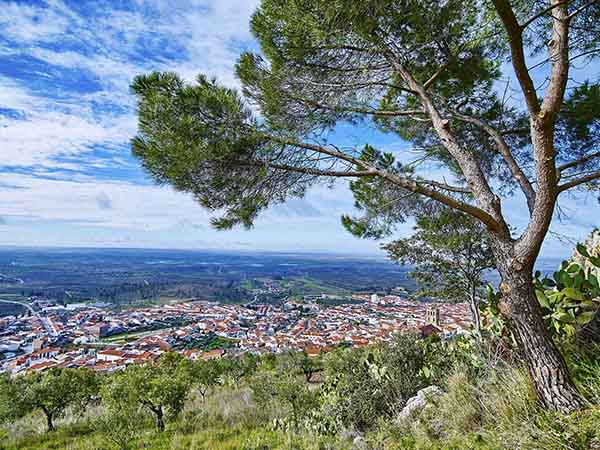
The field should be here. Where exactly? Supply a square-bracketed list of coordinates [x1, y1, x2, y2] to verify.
[0, 247, 415, 314]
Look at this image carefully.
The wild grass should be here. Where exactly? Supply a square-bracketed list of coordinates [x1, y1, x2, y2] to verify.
[2, 344, 600, 450]
[385, 362, 600, 450]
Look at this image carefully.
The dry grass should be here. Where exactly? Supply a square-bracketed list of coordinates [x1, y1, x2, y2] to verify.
[394, 365, 600, 450]
[3, 346, 600, 450]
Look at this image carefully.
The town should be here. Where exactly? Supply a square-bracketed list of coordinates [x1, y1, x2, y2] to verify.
[0, 293, 472, 374]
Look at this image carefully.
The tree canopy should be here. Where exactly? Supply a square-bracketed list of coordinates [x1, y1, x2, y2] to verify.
[131, 0, 600, 413]
[102, 353, 191, 432]
[20, 368, 99, 432]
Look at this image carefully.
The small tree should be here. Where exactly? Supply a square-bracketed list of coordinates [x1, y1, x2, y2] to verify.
[299, 352, 323, 383]
[277, 350, 323, 383]
[22, 368, 99, 432]
[384, 209, 495, 333]
[102, 354, 191, 433]
[186, 359, 221, 401]
[251, 369, 316, 430]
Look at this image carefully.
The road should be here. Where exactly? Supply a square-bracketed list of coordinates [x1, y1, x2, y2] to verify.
[0, 298, 36, 315]
[0, 299, 57, 336]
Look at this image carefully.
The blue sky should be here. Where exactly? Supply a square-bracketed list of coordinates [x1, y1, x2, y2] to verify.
[0, 0, 597, 257]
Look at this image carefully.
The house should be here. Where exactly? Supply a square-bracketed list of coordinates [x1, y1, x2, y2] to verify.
[418, 323, 441, 338]
[96, 349, 126, 362]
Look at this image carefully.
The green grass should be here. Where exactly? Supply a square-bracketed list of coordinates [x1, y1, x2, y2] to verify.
[1, 425, 348, 450]
[1, 386, 348, 450]
[101, 327, 173, 344]
[3, 345, 600, 450]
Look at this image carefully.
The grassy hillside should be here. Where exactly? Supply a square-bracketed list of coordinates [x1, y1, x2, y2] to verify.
[2, 335, 600, 450]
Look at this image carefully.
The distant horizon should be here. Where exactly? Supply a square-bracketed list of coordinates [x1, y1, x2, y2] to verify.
[0, 243, 572, 263]
[0, 243, 389, 259]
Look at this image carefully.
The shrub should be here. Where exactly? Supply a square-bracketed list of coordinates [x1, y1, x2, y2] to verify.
[321, 332, 426, 431]
[94, 406, 148, 450]
[251, 370, 317, 431]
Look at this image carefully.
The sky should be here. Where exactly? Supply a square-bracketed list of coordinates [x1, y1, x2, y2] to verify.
[0, 0, 597, 258]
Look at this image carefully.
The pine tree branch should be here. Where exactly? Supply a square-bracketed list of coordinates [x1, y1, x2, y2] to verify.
[250, 160, 377, 177]
[558, 170, 600, 192]
[451, 111, 537, 213]
[377, 46, 508, 234]
[567, 0, 600, 20]
[558, 151, 600, 172]
[540, 1, 570, 122]
[287, 95, 426, 117]
[264, 135, 503, 230]
[501, 127, 530, 136]
[492, 0, 541, 115]
[423, 60, 452, 90]
[520, 0, 570, 29]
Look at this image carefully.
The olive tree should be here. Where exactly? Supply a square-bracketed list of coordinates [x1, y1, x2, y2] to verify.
[102, 354, 191, 432]
[130, 0, 600, 412]
[22, 368, 99, 432]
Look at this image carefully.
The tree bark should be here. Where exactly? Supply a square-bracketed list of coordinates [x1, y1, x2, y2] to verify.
[44, 410, 54, 432]
[497, 262, 584, 413]
[469, 284, 482, 335]
[155, 408, 165, 433]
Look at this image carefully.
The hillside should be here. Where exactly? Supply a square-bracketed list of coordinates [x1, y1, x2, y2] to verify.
[2, 333, 600, 450]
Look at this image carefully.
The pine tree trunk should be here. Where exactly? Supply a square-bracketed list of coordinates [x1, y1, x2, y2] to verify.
[498, 265, 584, 413]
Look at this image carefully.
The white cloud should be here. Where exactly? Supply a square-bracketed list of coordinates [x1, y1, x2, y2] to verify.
[0, 173, 349, 230]
[0, 172, 384, 253]
[0, 2, 69, 42]
[0, 0, 260, 173]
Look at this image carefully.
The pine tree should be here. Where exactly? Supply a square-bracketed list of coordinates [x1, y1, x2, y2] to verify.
[130, 0, 600, 412]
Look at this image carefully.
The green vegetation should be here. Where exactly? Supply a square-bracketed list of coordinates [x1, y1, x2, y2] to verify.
[102, 354, 191, 433]
[0, 248, 408, 312]
[534, 249, 600, 337]
[2, 331, 600, 450]
[3, 368, 100, 432]
[384, 209, 495, 333]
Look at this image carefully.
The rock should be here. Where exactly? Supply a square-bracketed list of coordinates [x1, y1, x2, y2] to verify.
[572, 228, 600, 278]
[339, 428, 361, 441]
[396, 385, 442, 424]
[339, 429, 366, 449]
[352, 435, 367, 450]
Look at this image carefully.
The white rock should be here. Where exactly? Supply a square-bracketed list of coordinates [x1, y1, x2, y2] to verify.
[396, 385, 442, 423]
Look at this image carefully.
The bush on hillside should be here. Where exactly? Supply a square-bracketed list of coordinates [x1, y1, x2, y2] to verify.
[321, 332, 426, 431]
[251, 361, 318, 431]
